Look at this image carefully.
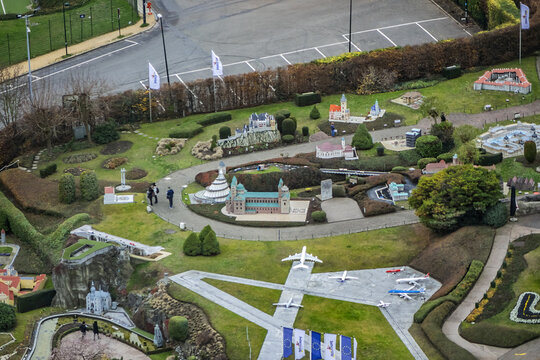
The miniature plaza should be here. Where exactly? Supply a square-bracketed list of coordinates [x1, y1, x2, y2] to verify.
[478, 122, 540, 157]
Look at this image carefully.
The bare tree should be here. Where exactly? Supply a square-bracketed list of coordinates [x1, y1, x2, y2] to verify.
[0, 66, 26, 133]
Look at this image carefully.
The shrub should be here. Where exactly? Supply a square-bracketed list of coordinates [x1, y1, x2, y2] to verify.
[416, 135, 443, 158]
[0, 303, 16, 331]
[391, 166, 408, 172]
[282, 119, 296, 136]
[399, 149, 422, 166]
[219, 126, 231, 139]
[483, 202, 508, 228]
[168, 316, 189, 342]
[421, 301, 476, 360]
[196, 112, 232, 126]
[201, 230, 220, 256]
[59, 173, 76, 204]
[524, 140, 537, 163]
[40, 163, 57, 178]
[351, 124, 373, 150]
[93, 121, 119, 145]
[431, 121, 454, 152]
[310, 105, 321, 119]
[442, 65, 462, 79]
[295, 92, 321, 107]
[169, 124, 203, 139]
[417, 157, 438, 169]
[16, 288, 56, 313]
[275, 109, 291, 119]
[437, 152, 454, 163]
[211, 135, 217, 150]
[460, 322, 538, 348]
[362, 200, 396, 216]
[457, 142, 480, 164]
[376, 146, 384, 156]
[183, 232, 201, 256]
[282, 135, 294, 143]
[332, 185, 346, 197]
[311, 211, 327, 223]
[476, 152, 503, 166]
[80, 170, 99, 201]
[302, 126, 309, 137]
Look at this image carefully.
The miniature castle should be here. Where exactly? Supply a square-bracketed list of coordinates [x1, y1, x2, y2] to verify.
[86, 281, 112, 315]
[329, 94, 350, 122]
[0, 266, 46, 306]
[217, 112, 277, 147]
[316, 137, 358, 160]
[194, 161, 231, 203]
[473, 68, 531, 94]
[226, 177, 290, 215]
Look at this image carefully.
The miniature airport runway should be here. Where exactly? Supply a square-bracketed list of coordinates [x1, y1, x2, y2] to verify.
[170, 264, 440, 360]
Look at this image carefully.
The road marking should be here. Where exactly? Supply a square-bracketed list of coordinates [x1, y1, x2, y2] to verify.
[463, 28, 472, 36]
[244, 61, 256, 71]
[175, 74, 203, 105]
[377, 29, 397, 47]
[342, 34, 362, 52]
[314, 47, 326, 57]
[346, 17, 448, 36]
[416, 22, 438, 41]
[139, 80, 147, 89]
[280, 54, 291, 65]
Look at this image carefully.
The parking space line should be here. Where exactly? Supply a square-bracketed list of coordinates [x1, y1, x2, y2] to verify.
[416, 22, 438, 41]
[175, 74, 203, 105]
[463, 28, 472, 36]
[377, 29, 397, 47]
[176, 67, 210, 76]
[341, 35, 362, 52]
[139, 80, 147, 89]
[314, 47, 326, 57]
[346, 17, 447, 36]
[280, 54, 291, 65]
[244, 61, 256, 71]
[318, 41, 349, 49]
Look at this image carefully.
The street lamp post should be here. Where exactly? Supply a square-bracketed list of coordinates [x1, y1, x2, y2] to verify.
[157, 13, 172, 104]
[18, 14, 34, 102]
[63, 2, 70, 56]
[348, 0, 352, 52]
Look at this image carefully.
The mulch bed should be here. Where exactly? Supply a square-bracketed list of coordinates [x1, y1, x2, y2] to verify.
[101, 157, 128, 169]
[63, 153, 97, 164]
[64, 167, 87, 176]
[125, 168, 147, 180]
[100, 141, 133, 155]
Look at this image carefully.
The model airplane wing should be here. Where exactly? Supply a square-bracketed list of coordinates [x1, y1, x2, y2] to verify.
[282, 253, 302, 261]
[406, 285, 416, 291]
[399, 293, 412, 300]
[328, 275, 342, 279]
[304, 254, 322, 263]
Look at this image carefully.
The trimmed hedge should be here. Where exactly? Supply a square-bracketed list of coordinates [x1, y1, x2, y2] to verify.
[282, 134, 295, 143]
[80, 170, 99, 201]
[169, 124, 203, 139]
[219, 126, 231, 139]
[282, 118, 296, 136]
[460, 322, 538, 348]
[16, 288, 56, 313]
[483, 202, 508, 227]
[0, 303, 16, 331]
[197, 112, 232, 126]
[391, 166, 408, 172]
[59, 173, 76, 204]
[362, 200, 396, 216]
[332, 185, 346, 197]
[416, 135, 443, 158]
[421, 301, 476, 360]
[40, 163, 57, 178]
[302, 126, 309, 137]
[476, 152, 503, 166]
[376, 146, 384, 156]
[295, 92, 321, 107]
[524, 140, 537, 163]
[399, 149, 422, 166]
[417, 157, 438, 169]
[311, 211, 327, 223]
[442, 65, 462, 79]
[437, 152, 455, 163]
[93, 121, 119, 145]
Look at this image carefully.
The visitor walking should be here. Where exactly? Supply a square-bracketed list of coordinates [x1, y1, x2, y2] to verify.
[147, 186, 155, 206]
[92, 321, 100, 340]
[152, 183, 159, 204]
[166, 187, 174, 209]
[80, 321, 87, 339]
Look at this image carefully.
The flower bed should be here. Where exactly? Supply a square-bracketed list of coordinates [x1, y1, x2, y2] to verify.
[510, 292, 540, 324]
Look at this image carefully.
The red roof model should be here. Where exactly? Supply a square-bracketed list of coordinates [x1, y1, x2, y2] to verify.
[329, 104, 341, 112]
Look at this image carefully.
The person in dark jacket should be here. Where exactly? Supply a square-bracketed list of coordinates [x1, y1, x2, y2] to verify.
[80, 321, 87, 339]
[92, 321, 100, 340]
[152, 183, 159, 204]
[147, 186, 155, 205]
[166, 186, 174, 208]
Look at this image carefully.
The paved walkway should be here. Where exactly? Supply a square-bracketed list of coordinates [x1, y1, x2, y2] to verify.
[442, 218, 540, 360]
[321, 198, 364, 223]
[30, 317, 58, 360]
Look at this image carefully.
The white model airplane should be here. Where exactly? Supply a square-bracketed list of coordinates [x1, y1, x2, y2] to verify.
[282, 246, 322, 269]
[396, 273, 430, 287]
[377, 300, 391, 308]
[329, 270, 358, 282]
[388, 286, 426, 300]
[273, 297, 303, 308]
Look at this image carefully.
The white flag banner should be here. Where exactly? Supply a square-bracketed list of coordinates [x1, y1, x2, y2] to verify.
[211, 50, 223, 76]
[353, 338, 358, 360]
[294, 329, 305, 359]
[148, 62, 160, 90]
[324, 333, 337, 360]
[521, 3, 530, 30]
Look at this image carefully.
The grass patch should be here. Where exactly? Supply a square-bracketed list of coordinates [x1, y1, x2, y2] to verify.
[61, 239, 113, 260]
[496, 157, 540, 183]
[3, 0, 32, 14]
[238, 165, 283, 174]
[294, 295, 413, 360]
[203, 278, 282, 316]
[181, 182, 205, 205]
[0, 246, 13, 254]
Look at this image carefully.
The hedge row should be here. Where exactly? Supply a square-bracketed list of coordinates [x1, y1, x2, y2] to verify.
[16, 288, 56, 313]
[196, 112, 232, 126]
[294, 92, 321, 107]
[421, 301, 476, 360]
[169, 124, 204, 139]
[459, 322, 538, 348]
[40, 163, 57, 178]
[476, 152, 503, 166]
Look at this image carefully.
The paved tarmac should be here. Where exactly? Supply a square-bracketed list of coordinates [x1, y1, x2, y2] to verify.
[170, 264, 440, 360]
[321, 198, 364, 223]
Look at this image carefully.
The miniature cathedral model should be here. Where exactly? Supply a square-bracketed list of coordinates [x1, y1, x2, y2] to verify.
[85, 281, 112, 315]
[226, 177, 290, 215]
[316, 137, 358, 160]
[194, 161, 231, 203]
[329, 94, 350, 121]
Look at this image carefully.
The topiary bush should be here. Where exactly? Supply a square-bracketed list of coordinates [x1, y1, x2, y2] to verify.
[219, 126, 231, 139]
[376, 146, 384, 156]
[415, 135, 443, 158]
[399, 149, 422, 166]
[332, 185, 346, 197]
[282, 118, 296, 135]
[476, 152, 503, 166]
[0, 303, 16, 331]
[417, 157, 438, 169]
[391, 166, 408, 172]
[169, 124, 203, 139]
[183, 232, 201, 256]
[310, 105, 320, 119]
[311, 210, 327, 223]
[197, 112, 232, 126]
[168, 316, 189, 342]
[302, 126, 309, 137]
[93, 121, 119, 145]
[282, 135, 294, 143]
[351, 124, 373, 150]
[79, 170, 99, 201]
[40, 163, 57, 178]
[201, 229, 220, 256]
[524, 140, 537, 163]
[483, 202, 508, 228]
[295, 92, 321, 106]
[59, 173, 76, 204]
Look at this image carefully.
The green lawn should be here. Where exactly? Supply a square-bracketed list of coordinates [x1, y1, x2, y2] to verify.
[496, 157, 540, 183]
[0, 246, 13, 254]
[3, 0, 31, 14]
[62, 239, 113, 260]
[238, 165, 283, 174]
[0, 0, 139, 66]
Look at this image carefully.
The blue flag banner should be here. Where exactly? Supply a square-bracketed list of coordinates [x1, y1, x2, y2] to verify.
[521, 3, 530, 30]
[341, 335, 353, 360]
[283, 327, 293, 358]
[311, 331, 322, 360]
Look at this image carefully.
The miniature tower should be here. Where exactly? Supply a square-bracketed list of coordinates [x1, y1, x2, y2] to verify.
[452, 153, 459, 165]
[153, 324, 164, 347]
[341, 136, 346, 151]
[340, 94, 347, 120]
[280, 184, 290, 214]
[1, 229, 5, 245]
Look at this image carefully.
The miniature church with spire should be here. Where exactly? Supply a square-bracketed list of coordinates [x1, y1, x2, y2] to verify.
[85, 281, 112, 315]
[329, 94, 351, 121]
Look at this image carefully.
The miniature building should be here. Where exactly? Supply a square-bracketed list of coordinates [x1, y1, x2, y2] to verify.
[218, 113, 276, 146]
[226, 177, 290, 215]
[388, 182, 409, 202]
[507, 176, 536, 191]
[0, 266, 46, 306]
[329, 94, 350, 121]
[402, 92, 423, 105]
[406, 128, 422, 147]
[103, 186, 134, 205]
[86, 281, 112, 315]
[194, 161, 231, 203]
[479, 123, 540, 157]
[368, 100, 385, 118]
[316, 137, 358, 160]
[423, 155, 461, 174]
[473, 68, 531, 94]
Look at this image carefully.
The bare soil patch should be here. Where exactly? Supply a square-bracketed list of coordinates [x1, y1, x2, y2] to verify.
[126, 168, 148, 180]
[63, 153, 97, 164]
[100, 141, 133, 155]
[64, 167, 87, 176]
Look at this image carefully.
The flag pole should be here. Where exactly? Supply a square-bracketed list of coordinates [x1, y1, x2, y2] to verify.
[213, 75, 217, 112]
[519, 15, 522, 64]
[149, 89, 152, 123]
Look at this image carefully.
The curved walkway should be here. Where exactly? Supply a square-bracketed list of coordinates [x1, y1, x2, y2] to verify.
[442, 218, 540, 360]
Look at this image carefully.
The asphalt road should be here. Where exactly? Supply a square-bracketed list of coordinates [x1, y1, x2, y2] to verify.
[25, 0, 471, 95]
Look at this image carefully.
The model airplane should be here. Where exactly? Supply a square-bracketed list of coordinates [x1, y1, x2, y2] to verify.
[388, 287, 426, 300]
[282, 246, 322, 269]
[396, 273, 429, 287]
[377, 300, 391, 308]
[329, 270, 358, 282]
[386, 266, 405, 274]
[273, 297, 303, 308]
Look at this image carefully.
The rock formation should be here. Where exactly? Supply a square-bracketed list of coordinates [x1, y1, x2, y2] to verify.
[155, 138, 187, 156]
[191, 141, 224, 161]
[52, 246, 133, 308]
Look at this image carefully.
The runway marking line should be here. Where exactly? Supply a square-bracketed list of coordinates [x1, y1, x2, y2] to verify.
[244, 61, 256, 71]
[416, 22, 438, 41]
[314, 47, 326, 57]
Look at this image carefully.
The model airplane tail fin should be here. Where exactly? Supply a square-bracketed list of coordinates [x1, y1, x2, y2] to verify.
[420, 287, 426, 293]
[425, 273, 430, 278]
[293, 263, 308, 269]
